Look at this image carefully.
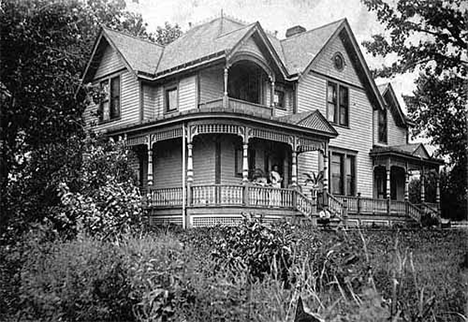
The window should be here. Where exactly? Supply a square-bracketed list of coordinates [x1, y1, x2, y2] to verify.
[274, 90, 285, 109]
[98, 75, 120, 122]
[330, 151, 356, 196]
[165, 86, 178, 112]
[378, 109, 387, 143]
[333, 52, 345, 71]
[327, 82, 349, 126]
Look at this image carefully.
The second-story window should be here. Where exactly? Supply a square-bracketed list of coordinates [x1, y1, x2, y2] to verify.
[99, 75, 120, 122]
[274, 90, 285, 109]
[378, 108, 388, 143]
[165, 85, 178, 112]
[327, 82, 349, 126]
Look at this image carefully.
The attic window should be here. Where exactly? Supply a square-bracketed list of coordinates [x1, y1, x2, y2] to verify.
[98, 75, 120, 122]
[333, 52, 345, 71]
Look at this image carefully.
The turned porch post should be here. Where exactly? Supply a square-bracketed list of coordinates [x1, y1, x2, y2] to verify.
[270, 76, 275, 117]
[186, 141, 194, 206]
[147, 136, 154, 186]
[223, 66, 229, 108]
[242, 141, 249, 183]
[322, 145, 329, 193]
[291, 150, 298, 187]
[420, 167, 425, 203]
[404, 166, 410, 201]
[385, 163, 391, 199]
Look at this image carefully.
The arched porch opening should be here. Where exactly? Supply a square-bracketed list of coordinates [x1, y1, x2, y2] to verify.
[228, 60, 270, 105]
[374, 166, 387, 199]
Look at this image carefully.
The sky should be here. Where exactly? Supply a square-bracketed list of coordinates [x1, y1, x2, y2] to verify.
[126, 0, 417, 110]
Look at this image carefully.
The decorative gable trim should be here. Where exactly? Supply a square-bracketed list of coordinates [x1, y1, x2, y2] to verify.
[227, 22, 288, 79]
[302, 19, 385, 111]
[380, 83, 411, 127]
[82, 28, 136, 84]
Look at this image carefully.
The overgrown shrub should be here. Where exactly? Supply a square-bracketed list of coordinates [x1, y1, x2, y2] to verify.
[209, 217, 296, 283]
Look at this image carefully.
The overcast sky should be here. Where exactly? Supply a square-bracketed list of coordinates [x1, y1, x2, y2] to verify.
[127, 0, 417, 108]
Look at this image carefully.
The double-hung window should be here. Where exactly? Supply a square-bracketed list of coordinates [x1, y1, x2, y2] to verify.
[378, 108, 388, 143]
[165, 85, 178, 112]
[330, 151, 356, 196]
[99, 75, 120, 122]
[327, 82, 349, 126]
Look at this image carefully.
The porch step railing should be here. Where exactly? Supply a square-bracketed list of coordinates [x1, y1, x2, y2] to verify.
[325, 191, 344, 220]
[407, 201, 422, 223]
[294, 190, 316, 218]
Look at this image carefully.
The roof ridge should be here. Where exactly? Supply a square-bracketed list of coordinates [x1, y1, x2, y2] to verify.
[280, 18, 345, 43]
[216, 22, 255, 39]
[101, 26, 164, 48]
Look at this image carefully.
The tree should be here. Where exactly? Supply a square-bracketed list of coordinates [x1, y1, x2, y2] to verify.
[361, 0, 467, 220]
[0, 0, 182, 237]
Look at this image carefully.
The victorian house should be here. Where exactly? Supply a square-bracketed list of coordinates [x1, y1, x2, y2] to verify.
[81, 15, 443, 227]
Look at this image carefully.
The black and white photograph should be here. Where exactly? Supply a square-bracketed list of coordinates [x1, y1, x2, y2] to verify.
[1, 0, 467, 320]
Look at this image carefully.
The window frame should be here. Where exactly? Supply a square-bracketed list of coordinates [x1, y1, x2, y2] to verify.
[329, 150, 357, 196]
[164, 83, 179, 113]
[326, 81, 349, 127]
[378, 108, 388, 144]
[274, 89, 286, 110]
[98, 74, 121, 123]
[234, 146, 243, 177]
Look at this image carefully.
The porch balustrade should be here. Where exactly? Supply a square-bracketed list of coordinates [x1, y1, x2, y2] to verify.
[198, 97, 273, 117]
[148, 187, 184, 207]
[192, 185, 244, 206]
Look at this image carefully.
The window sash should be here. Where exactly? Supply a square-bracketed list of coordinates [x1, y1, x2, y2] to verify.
[378, 109, 387, 143]
[166, 87, 178, 111]
[327, 82, 348, 126]
[330, 152, 356, 196]
[110, 76, 120, 119]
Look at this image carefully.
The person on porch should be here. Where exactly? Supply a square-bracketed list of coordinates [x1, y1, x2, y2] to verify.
[269, 165, 283, 206]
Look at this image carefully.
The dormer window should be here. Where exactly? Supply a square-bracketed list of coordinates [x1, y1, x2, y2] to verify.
[98, 75, 120, 122]
[378, 108, 388, 143]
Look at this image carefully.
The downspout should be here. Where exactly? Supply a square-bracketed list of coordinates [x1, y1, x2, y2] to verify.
[182, 123, 186, 229]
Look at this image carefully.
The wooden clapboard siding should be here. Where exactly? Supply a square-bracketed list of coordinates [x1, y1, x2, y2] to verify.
[329, 88, 374, 197]
[297, 151, 321, 198]
[193, 136, 215, 185]
[154, 139, 183, 188]
[311, 34, 364, 88]
[220, 135, 242, 185]
[239, 36, 264, 58]
[373, 110, 380, 146]
[387, 111, 407, 145]
[83, 70, 140, 132]
[297, 70, 374, 197]
[178, 75, 197, 112]
[94, 44, 125, 79]
[297, 73, 326, 114]
[142, 84, 158, 120]
[199, 66, 223, 103]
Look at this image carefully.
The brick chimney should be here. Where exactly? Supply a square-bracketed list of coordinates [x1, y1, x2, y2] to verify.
[285, 25, 306, 38]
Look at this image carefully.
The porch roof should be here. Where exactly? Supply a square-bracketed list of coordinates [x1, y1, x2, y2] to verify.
[370, 144, 444, 167]
[106, 108, 338, 139]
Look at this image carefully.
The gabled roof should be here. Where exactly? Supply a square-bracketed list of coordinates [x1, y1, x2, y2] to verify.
[280, 19, 343, 75]
[155, 17, 251, 74]
[82, 27, 163, 82]
[277, 110, 338, 136]
[378, 83, 412, 127]
[370, 143, 443, 165]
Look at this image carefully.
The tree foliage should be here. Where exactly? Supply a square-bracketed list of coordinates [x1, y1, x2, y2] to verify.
[361, 0, 467, 219]
[0, 0, 182, 238]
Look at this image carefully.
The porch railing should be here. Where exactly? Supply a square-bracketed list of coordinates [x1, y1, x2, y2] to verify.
[198, 97, 273, 117]
[294, 190, 316, 217]
[148, 187, 184, 207]
[326, 191, 343, 219]
[192, 185, 244, 206]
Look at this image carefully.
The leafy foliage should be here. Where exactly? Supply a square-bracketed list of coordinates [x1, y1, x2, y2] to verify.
[55, 136, 144, 240]
[0, 0, 183, 239]
[361, 0, 467, 220]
